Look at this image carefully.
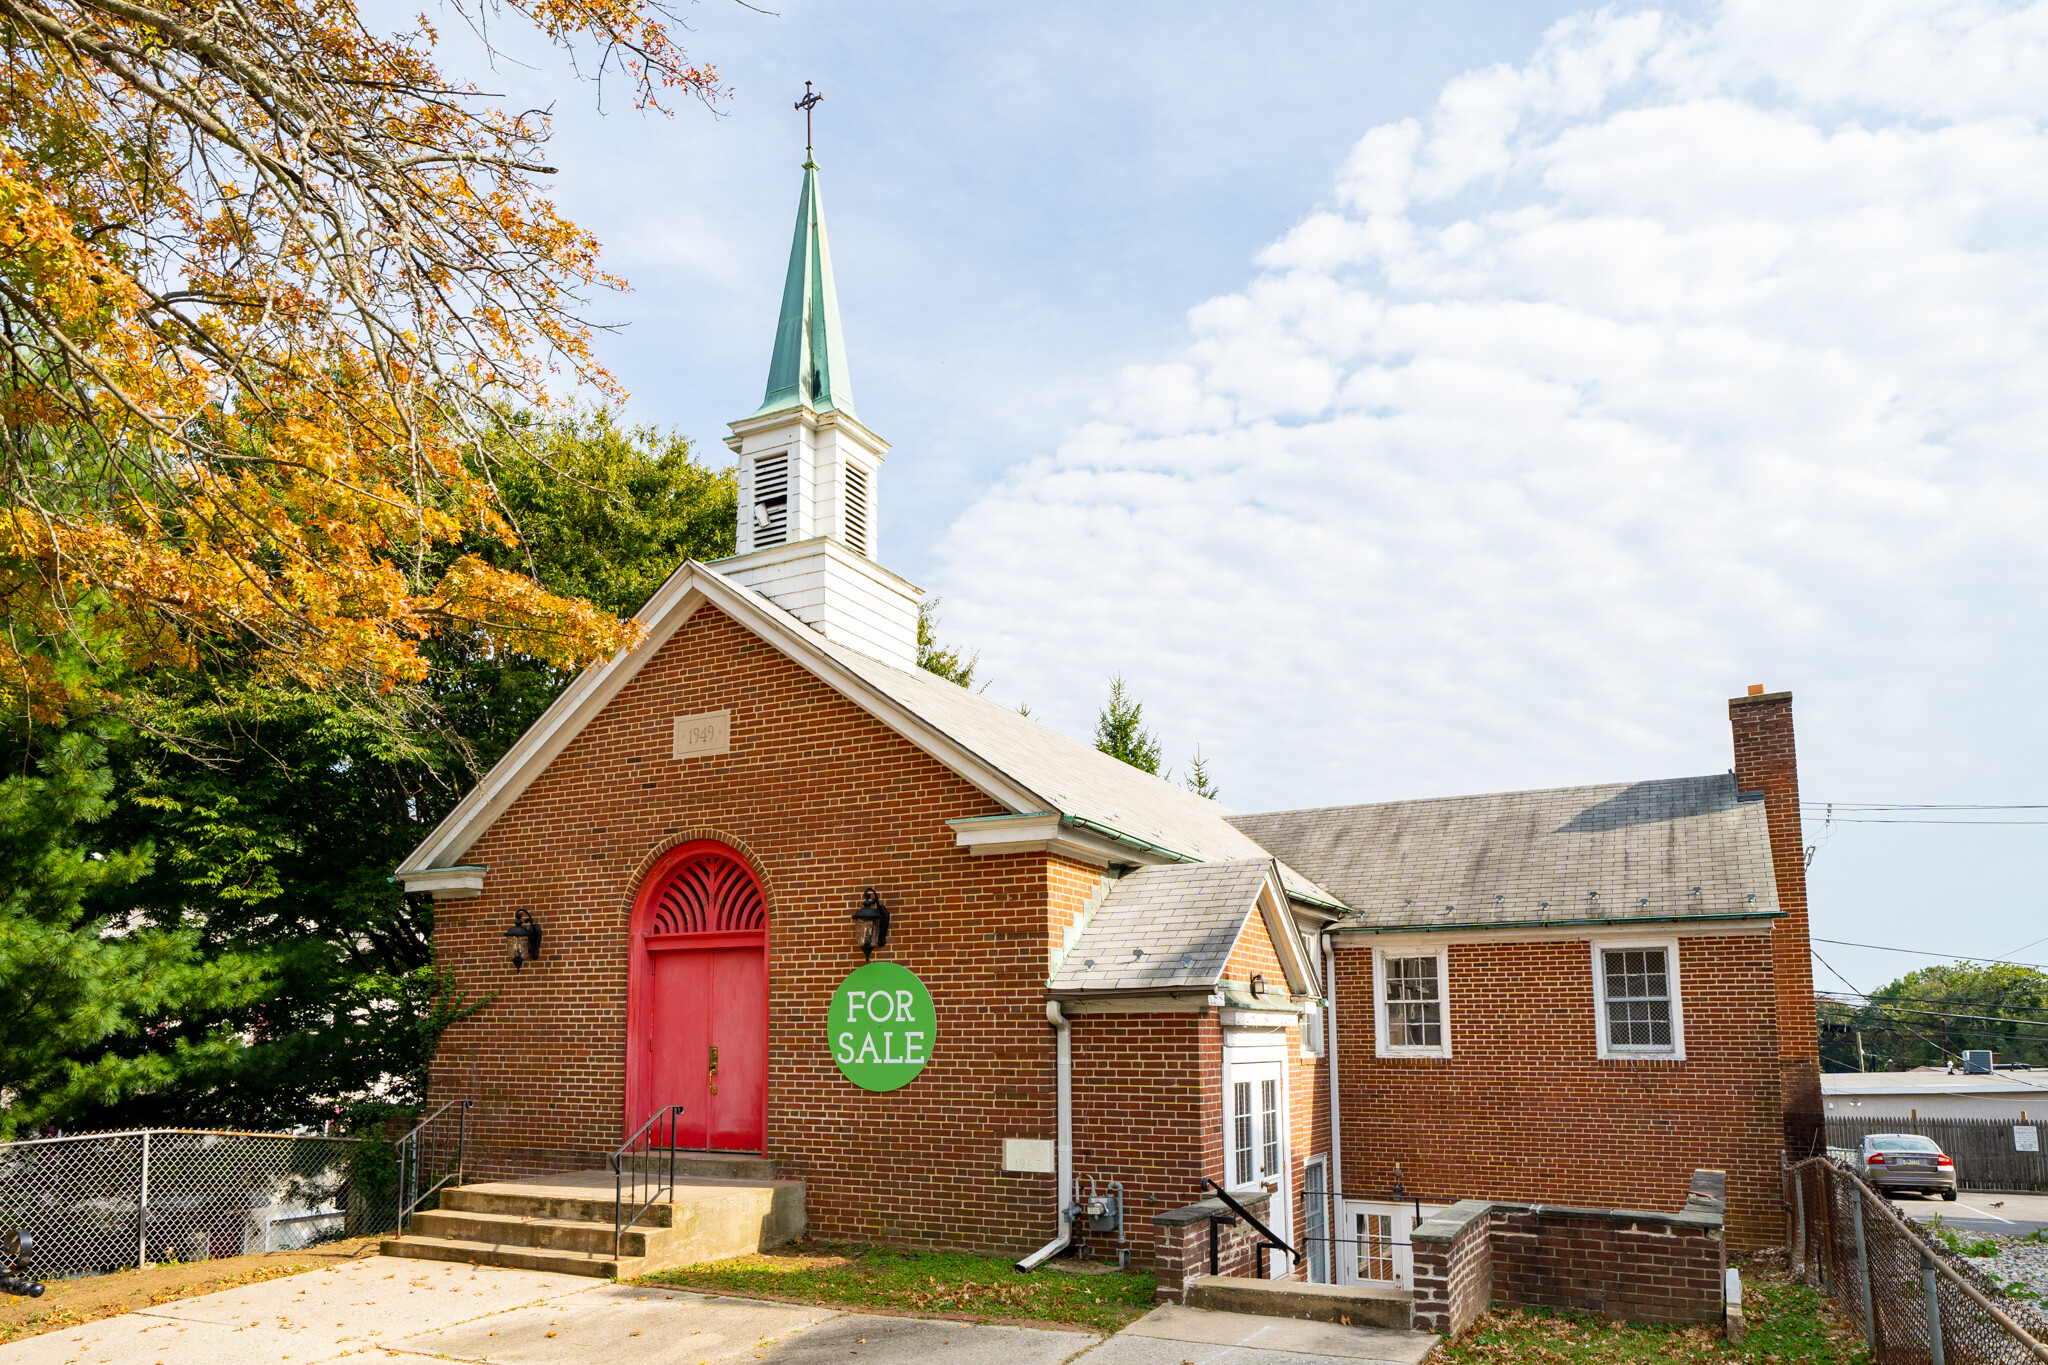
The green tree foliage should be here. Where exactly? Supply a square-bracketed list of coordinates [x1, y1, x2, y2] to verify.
[0, 733, 271, 1136]
[1817, 962, 2048, 1071]
[1095, 675, 1163, 775]
[1182, 746, 1221, 801]
[7, 411, 737, 1132]
[916, 599, 981, 690]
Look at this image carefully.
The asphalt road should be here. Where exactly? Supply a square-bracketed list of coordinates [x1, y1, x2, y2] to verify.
[1887, 1189, 2048, 1236]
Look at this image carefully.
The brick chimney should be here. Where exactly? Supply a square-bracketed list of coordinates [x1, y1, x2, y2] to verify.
[1729, 687, 1822, 1158]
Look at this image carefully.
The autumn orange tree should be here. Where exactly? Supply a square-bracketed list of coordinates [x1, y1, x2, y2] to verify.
[0, 0, 724, 721]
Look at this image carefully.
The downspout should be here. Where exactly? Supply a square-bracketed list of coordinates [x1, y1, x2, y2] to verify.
[1015, 999, 1073, 1271]
[1324, 932, 1343, 1210]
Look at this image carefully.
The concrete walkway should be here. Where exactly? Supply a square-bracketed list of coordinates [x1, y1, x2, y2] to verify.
[0, 1256, 1437, 1365]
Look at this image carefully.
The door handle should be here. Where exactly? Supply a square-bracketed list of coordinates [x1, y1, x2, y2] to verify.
[709, 1043, 719, 1095]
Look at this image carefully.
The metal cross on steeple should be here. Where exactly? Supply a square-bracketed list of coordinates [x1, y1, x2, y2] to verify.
[795, 82, 822, 156]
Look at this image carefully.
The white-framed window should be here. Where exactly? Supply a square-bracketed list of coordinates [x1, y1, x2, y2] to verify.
[1592, 937, 1686, 1060]
[1302, 1005, 1325, 1057]
[1373, 946, 1450, 1057]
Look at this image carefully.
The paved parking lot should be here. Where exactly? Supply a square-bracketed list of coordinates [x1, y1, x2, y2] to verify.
[0, 1257, 1436, 1365]
[1887, 1190, 2048, 1236]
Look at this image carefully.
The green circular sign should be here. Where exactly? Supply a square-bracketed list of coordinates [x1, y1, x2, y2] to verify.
[829, 962, 936, 1091]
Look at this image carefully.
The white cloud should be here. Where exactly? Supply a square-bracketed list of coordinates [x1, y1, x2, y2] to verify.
[928, 0, 2048, 969]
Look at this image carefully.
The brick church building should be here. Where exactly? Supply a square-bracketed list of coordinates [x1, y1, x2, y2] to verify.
[395, 150, 1821, 1285]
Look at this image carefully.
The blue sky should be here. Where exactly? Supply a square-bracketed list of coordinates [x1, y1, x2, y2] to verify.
[453, 0, 2048, 1011]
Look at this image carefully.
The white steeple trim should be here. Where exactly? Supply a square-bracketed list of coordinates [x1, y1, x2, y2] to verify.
[712, 535, 921, 668]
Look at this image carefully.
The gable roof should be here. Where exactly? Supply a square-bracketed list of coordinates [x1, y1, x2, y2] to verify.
[1047, 860, 1315, 996]
[1229, 775, 1781, 934]
[395, 560, 1340, 910]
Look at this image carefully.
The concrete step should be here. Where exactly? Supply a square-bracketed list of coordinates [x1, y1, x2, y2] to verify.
[381, 1168, 807, 1280]
[619, 1150, 781, 1181]
[407, 1207, 661, 1257]
[442, 1183, 677, 1227]
[380, 1232, 646, 1279]
[1184, 1275, 1413, 1330]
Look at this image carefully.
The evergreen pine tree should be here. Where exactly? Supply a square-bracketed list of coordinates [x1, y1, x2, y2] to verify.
[1183, 746, 1221, 800]
[0, 732, 271, 1136]
[916, 599, 982, 689]
[1094, 675, 1164, 774]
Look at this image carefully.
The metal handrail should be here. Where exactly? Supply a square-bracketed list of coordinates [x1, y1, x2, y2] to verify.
[611, 1106, 683, 1259]
[396, 1099, 472, 1231]
[1201, 1177, 1298, 1277]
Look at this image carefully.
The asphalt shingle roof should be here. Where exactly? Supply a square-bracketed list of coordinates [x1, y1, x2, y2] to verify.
[809, 634, 1340, 905]
[1229, 775, 1780, 931]
[1047, 860, 1276, 993]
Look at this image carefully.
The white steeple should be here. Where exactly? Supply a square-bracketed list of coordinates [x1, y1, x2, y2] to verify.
[713, 134, 922, 668]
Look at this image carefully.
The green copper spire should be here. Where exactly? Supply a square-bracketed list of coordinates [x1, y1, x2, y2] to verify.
[754, 156, 857, 420]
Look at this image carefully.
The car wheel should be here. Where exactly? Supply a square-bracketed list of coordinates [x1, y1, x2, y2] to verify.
[1943, 1190, 1958, 1202]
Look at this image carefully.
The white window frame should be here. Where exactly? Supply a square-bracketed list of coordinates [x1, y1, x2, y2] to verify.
[1373, 945, 1451, 1058]
[1591, 936, 1687, 1061]
[1302, 1004, 1325, 1057]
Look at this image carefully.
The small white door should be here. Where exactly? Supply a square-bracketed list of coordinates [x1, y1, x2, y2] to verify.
[1337, 1201, 1441, 1289]
[1226, 1061, 1290, 1278]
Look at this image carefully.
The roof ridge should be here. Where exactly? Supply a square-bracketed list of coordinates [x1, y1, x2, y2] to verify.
[1233, 772, 1737, 822]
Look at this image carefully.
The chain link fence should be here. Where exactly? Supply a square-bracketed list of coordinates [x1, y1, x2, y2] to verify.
[0, 1129, 401, 1280]
[1786, 1154, 2048, 1365]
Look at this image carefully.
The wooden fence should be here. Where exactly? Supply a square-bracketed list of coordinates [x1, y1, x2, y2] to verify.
[1826, 1115, 2048, 1192]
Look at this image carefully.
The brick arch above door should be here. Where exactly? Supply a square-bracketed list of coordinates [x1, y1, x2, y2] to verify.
[619, 827, 778, 921]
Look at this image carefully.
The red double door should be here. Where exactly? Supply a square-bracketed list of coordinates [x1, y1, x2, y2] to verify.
[626, 843, 768, 1152]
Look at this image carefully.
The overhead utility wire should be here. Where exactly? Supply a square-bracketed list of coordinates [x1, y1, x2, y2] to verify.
[1811, 938, 2048, 972]
[1802, 803, 2048, 810]
[1825, 1005, 2048, 1037]
[1821, 989, 2048, 1020]
[1800, 801, 2048, 825]
[1810, 949, 2048, 1092]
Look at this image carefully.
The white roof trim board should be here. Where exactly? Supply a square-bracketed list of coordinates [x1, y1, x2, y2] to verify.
[394, 561, 1341, 910]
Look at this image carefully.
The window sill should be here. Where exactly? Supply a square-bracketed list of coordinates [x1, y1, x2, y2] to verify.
[1597, 1051, 1686, 1064]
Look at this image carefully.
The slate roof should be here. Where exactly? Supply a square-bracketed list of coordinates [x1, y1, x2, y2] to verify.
[1047, 861, 1276, 994]
[1228, 775, 1780, 932]
[805, 631, 1341, 906]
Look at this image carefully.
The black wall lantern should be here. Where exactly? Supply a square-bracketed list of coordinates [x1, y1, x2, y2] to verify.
[504, 908, 542, 969]
[851, 888, 890, 961]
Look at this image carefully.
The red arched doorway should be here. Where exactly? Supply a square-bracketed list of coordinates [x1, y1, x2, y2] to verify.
[624, 841, 768, 1152]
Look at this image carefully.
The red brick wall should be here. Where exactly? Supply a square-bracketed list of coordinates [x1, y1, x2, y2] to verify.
[1069, 1010, 1216, 1265]
[1729, 689, 1823, 1159]
[1488, 1206, 1725, 1325]
[1330, 934, 1781, 1249]
[1225, 912, 1287, 987]
[1152, 1193, 1276, 1298]
[1288, 1010, 1328, 1276]
[1410, 1205, 1493, 1335]
[430, 603, 1081, 1254]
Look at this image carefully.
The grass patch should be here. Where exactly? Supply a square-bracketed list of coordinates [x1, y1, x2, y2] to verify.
[1441, 1268, 1868, 1365]
[638, 1239, 1154, 1333]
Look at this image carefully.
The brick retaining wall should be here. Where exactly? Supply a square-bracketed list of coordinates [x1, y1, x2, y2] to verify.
[1153, 1191, 1277, 1301]
[1410, 1170, 1728, 1335]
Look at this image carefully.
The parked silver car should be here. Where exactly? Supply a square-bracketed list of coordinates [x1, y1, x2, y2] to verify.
[1860, 1133, 1958, 1199]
